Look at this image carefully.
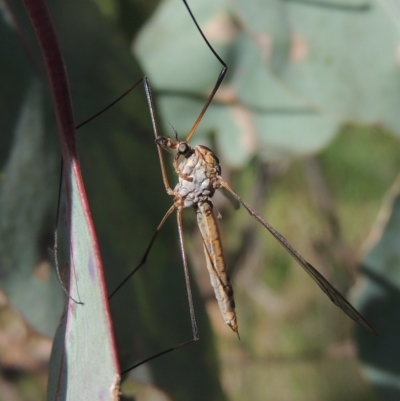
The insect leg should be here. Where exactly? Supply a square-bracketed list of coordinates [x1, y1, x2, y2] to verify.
[120, 332, 198, 375]
[75, 77, 147, 129]
[108, 204, 176, 299]
[143, 76, 174, 194]
[177, 208, 199, 340]
[181, 0, 228, 142]
[120, 208, 200, 376]
[53, 77, 149, 303]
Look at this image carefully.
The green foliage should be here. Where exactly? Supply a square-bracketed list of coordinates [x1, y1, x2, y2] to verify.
[0, 80, 63, 338]
[355, 175, 400, 401]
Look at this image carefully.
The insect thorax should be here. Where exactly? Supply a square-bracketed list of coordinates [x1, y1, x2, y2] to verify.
[174, 145, 221, 208]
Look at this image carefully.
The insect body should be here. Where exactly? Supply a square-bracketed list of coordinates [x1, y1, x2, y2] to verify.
[154, 132, 378, 337]
[157, 137, 238, 334]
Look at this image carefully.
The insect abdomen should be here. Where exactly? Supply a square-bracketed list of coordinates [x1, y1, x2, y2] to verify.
[196, 201, 238, 333]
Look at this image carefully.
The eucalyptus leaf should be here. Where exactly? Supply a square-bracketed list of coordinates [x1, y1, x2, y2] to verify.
[355, 175, 400, 401]
[0, 79, 63, 337]
[134, 0, 400, 167]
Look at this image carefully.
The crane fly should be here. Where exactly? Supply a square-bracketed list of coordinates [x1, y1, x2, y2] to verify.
[105, 0, 377, 374]
[147, 104, 378, 337]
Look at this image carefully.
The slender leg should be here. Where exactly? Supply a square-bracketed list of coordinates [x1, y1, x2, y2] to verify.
[76, 78, 146, 129]
[108, 204, 176, 299]
[181, 0, 228, 142]
[177, 209, 199, 340]
[53, 77, 149, 303]
[119, 209, 200, 376]
[173, 153, 193, 181]
[143, 77, 174, 195]
[120, 337, 197, 376]
[74, 75, 173, 195]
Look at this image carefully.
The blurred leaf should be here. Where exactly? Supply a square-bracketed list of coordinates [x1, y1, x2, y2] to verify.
[134, 0, 400, 166]
[355, 174, 400, 401]
[282, 0, 400, 131]
[0, 79, 63, 338]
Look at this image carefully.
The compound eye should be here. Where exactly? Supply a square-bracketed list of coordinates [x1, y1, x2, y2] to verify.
[178, 142, 189, 155]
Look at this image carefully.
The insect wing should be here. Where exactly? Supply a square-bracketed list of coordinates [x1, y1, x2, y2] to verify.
[219, 180, 377, 336]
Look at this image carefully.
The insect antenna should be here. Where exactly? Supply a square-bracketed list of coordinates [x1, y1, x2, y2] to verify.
[167, 121, 180, 141]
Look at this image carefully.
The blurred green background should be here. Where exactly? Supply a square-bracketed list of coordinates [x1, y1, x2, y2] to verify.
[1, 0, 400, 400]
